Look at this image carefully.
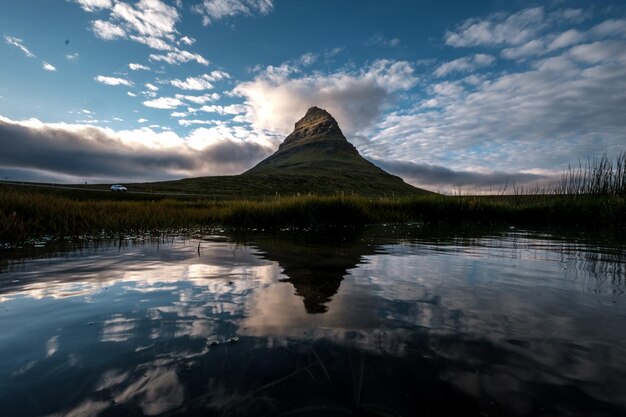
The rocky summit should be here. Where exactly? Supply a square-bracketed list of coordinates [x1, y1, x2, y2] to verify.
[280, 106, 349, 150]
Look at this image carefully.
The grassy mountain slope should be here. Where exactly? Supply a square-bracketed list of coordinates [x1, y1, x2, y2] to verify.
[128, 107, 431, 198]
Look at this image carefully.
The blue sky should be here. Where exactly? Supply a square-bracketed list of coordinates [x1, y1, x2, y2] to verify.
[1, 0, 625, 190]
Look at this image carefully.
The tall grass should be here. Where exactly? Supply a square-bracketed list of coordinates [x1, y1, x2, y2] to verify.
[1, 153, 625, 243]
[556, 152, 626, 197]
[1, 184, 624, 244]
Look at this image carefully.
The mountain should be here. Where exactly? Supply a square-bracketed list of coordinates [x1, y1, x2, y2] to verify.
[132, 107, 431, 197]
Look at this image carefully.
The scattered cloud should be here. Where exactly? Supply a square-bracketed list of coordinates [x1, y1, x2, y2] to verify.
[109, 0, 179, 39]
[363, 38, 626, 176]
[434, 54, 495, 77]
[175, 93, 221, 104]
[366, 35, 402, 48]
[95, 75, 133, 86]
[42, 62, 57, 72]
[178, 119, 214, 126]
[137, 118, 148, 123]
[127, 91, 137, 97]
[145, 83, 159, 91]
[128, 35, 173, 50]
[4, 35, 36, 58]
[199, 104, 247, 115]
[129, 62, 150, 71]
[149, 50, 209, 66]
[80, 0, 209, 66]
[193, 0, 274, 26]
[65, 52, 80, 61]
[74, 0, 113, 12]
[299, 53, 318, 66]
[91, 20, 127, 40]
[142, 97, 184, 109]
[169, 71, 229, 90]
[179, 36, 195, 46]
[234, 59, 417, 134]
[445, 7, 546, 47]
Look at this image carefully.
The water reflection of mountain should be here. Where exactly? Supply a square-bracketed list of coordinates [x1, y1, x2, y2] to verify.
[233, 229, 380, 314]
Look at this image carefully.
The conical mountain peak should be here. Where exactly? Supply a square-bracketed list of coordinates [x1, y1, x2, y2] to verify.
[279, 106, 347, 150]
[240, 106, 430, 197]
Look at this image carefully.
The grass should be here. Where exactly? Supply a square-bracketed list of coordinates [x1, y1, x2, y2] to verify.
[1, 185, 624, 244]
[1, 152, 624, 244]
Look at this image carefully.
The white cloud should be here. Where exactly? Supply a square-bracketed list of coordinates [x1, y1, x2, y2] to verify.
[193, 0, 273, 25]
[234, 59, 417, 134]
[365, 39, 626, 178]
[110, 0, 179, 39]
[178, 119, 214, 126]
[65, 52, 80, 61]
[179, 36, 195, 45]
[91, 20, 127, 40]
[42, 62, 57, 72]
[128, 35, 173, 50]
[446, 7, 545, 47]
[170, 111, 187, 118]
[171, 76, 213, 90]
[137, 118, 148, 123]
[74, 0, 112, 12]
[199, 104, 247, 115]
[149, 50, 209, 66]
[145, 83, 159, 91]
[4, 36, 36, 58]
[299, 53, 318, 66]
[590, 18, 626, 38]
[81, 0, 205, 58]
[169, 72, 229, 90]
[142, 97, 184, 109]
[501, 39, 545, 60]
[129, 63, 151, 71]
[434, 54, 495, 77]
[175, 93, 221, 104]
[547, 29, 585, 51]
[127, 91, 137, 97]
[95, 75, 133, 86]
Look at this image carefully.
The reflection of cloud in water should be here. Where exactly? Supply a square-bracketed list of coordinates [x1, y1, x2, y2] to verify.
[101, 315, 136, 342]
[113, 363, 183, 416]
[0, 241, 279, 303]
[1, 228, 625, 416]
[45, 335, 59, 358]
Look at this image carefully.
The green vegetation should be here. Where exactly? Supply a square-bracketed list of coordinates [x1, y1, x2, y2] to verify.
[1, 184, 624, 244]
[2, 152, 625, 244]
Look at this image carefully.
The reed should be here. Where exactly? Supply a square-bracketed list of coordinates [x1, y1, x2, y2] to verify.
[556, 152, 626, 197]
[1, 184, 624, 244]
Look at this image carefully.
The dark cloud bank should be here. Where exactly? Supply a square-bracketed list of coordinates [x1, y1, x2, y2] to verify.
[0, 119, 272, 183]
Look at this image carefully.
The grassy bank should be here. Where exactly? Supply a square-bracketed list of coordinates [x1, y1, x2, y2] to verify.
[1, 185, 624, 243]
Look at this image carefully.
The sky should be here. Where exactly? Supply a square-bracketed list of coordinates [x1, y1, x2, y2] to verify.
[1, 0, 625, 191]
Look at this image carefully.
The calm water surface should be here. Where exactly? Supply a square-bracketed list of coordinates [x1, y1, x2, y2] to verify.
[0, 225, 625, 417]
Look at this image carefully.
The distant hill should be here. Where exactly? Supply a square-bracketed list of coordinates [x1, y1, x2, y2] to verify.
[131, 107, 431, 197]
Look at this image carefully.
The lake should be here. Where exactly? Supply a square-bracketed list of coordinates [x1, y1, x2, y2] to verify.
[1, 225, 625, 417]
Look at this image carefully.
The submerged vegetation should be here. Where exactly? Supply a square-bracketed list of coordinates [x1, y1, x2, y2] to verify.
[1, 153, 624, 244]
